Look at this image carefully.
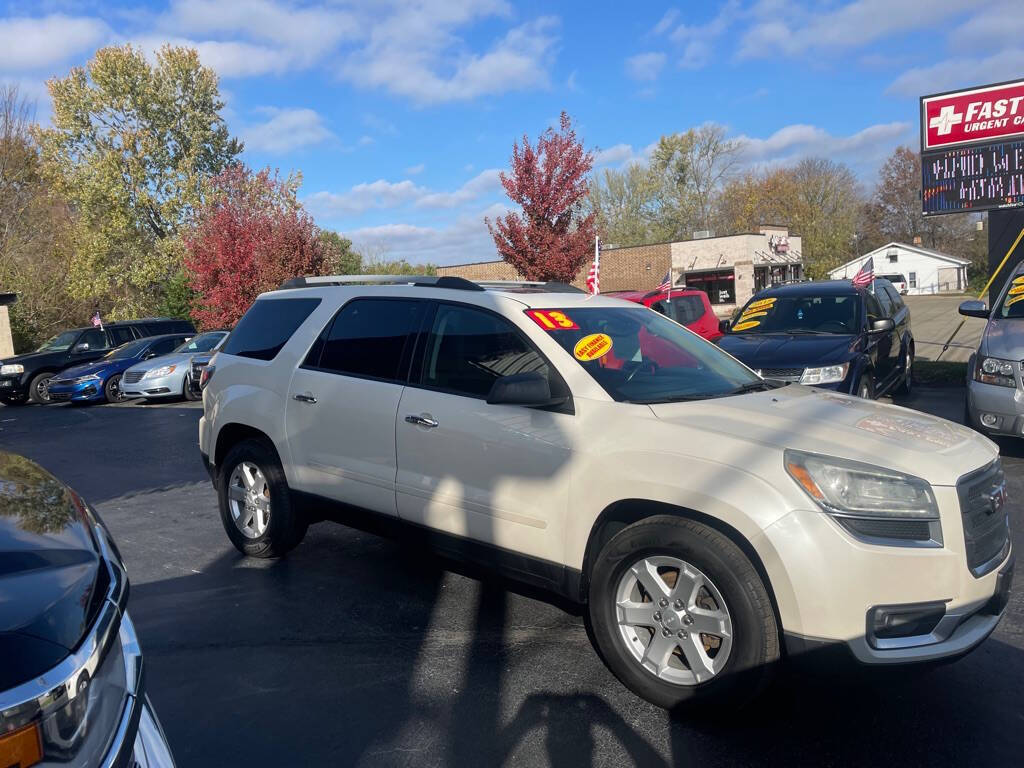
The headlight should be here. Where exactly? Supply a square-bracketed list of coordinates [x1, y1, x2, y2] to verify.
[975, 356, 1018, 388]
[1, 363, 24, 375]
[784, 449, 938, 520]
[800, 363, 849, 386]
[143, 365, 176, 379]
[72, 374, 99, 383]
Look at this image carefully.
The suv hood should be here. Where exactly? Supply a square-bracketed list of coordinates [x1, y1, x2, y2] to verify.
[648, 384, 996, 486]
[0, 349, 63, 368]
[980, 318, 1024, 360]
[0, 453, 102, 671]
[718, 333, 859, 369]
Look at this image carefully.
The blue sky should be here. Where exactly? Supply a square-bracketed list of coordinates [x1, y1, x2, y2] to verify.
[2, 1, 1023, 264]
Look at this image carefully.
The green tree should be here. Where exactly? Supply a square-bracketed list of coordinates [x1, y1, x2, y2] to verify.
[588, 162, 664, 246]
[361, 258, 437, 276]
[35, 44, 242, 318]
[319, 230, 362, 274]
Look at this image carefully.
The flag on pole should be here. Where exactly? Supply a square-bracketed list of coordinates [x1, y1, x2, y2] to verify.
[658, 271, 672, 292]
[851, 256, 874, 288]
[91, 309, 104, 330]
[586, 236, 601, 295]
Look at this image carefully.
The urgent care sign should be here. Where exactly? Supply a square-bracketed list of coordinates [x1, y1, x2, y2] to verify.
[921, 79, 1024, 151]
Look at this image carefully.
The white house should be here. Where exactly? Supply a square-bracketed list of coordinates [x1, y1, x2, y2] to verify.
[828, 242, 970, 295]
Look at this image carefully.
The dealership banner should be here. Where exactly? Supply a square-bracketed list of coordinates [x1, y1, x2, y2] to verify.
[921, 79, 1024, 216]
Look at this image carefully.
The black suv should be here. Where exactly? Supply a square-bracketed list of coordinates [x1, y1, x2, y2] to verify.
[718, 279, 914, 399]
[0, 317, 195, 405]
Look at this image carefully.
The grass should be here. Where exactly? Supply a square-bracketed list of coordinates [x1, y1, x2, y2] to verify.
[914, 360, 967, 386]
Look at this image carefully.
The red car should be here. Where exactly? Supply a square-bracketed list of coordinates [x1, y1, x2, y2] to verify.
[607, 288, 724, 342]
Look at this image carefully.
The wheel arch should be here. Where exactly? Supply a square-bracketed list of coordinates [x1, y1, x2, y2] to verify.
[580, 499, 785, 642]
[213, 422, 281, 471]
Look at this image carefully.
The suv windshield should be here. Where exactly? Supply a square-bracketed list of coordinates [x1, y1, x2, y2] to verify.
[104, 339, 150, 360]
[175, 332, 225, 353]
[533, 307, 760, 403]
[36, 331, 80, 352]
[996, 275, 1024, 319]
[729, 294, 860, 335]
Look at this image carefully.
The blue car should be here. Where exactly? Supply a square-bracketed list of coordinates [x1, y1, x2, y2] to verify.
[46, 333, 192, 404]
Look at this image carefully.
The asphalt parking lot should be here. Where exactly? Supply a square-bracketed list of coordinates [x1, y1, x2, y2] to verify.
[1, 393, 1022, 767]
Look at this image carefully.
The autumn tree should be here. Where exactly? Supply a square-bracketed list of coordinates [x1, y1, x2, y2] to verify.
[487, 112, 595, 282]
[184, 166, 326, 328]
[588, 162, 663, 246]
[36, 45, 242, 317]
[319, 230, 362, 274]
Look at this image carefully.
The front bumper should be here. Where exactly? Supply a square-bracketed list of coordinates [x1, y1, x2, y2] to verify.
[122, 371, 185, 399]
[759, 485, 1012, 666]
[0, 375, 28, 399]
[966, 378, 1023, 437]
[48, 378, 104, 402]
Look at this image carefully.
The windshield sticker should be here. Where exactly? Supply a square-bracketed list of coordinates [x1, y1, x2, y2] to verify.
[738, 310, 768, 321]
[745, 297, 777, 312]
[732, 320, 762, 331]
[1007, 294, 1024, 308]
[574, 333, 613, 361]
[1009, 284, 1024, 295]
[526, 309, 579, 331]
[1014, 275, 1024, 284]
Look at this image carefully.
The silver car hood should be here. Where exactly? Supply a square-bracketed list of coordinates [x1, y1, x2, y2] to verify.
[981, 318, 1024, 361]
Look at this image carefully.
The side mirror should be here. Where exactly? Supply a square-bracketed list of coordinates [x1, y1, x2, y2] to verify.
[870, 318, 895, 334]
[958, 300, 990, 319]
[145, 352, 157, 359]
[718, 319, 731, 334]
[73, 342, 89, 353]
[486, 372, 565, 407]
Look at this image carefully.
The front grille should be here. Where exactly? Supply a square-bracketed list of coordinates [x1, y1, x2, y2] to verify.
[49, 392, 72, 401]
[957, 460, 1010, 577]
[123, 371, 145, 384]
[759, 367, 803, 382]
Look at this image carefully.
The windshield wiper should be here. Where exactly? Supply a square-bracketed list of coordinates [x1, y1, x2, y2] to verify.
[727, 381, 778, 395]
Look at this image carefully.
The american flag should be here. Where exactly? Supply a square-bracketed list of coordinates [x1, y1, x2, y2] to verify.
[91, 309, 103, 330]
[851, 256, 874, 288]
[658, 271, 672, 292]
[586, 237, 600, 295]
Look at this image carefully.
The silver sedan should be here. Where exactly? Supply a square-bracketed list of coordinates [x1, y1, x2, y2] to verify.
[122, 330, 228, 401]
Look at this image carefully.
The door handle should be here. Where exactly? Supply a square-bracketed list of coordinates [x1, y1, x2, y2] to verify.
[404, 414, 439, 428]
[293, 392, 317, 404]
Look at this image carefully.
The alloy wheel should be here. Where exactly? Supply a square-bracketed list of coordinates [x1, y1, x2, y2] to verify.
[37, 376, 52, 403]
[227, 461, 271, 538]
[615, 555, 733, 686]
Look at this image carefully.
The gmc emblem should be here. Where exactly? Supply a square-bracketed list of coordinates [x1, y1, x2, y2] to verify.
[989, 484, 1007, 515]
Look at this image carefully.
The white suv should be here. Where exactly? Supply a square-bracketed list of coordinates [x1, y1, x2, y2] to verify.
[199, 275, 1013, 708]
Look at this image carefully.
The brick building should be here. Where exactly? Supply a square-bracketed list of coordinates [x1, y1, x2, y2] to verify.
[436, 225, 801, 317]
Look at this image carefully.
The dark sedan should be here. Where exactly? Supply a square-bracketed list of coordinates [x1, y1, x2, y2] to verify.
[0, 452, 174, 766]
[718, 279, 914, 399]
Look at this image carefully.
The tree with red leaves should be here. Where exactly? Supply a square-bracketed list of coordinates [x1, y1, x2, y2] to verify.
[184, 166, 327, 328]
[487, 112, 595, 282]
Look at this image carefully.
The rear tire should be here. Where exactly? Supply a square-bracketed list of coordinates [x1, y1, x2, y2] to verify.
[218, 438, 307, 558]
[587, 515, 779, 710]
[29, 373, 54, 404]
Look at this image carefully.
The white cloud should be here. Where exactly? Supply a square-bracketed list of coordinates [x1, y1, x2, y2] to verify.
[241, 107, 334, 153]
[593, 141, 657, 169]
[348, 204, 512, 266]
[416, 169, 503, 208]
[652, 9, 681, 36]
[625, 52, 666, 82]
[887, 48, 1024, 97]
[341, 14, 559, 104]
[405, 163, 426, 175]
[134, 35, 292, 78]
[305, 180, 428, 216]
[0, 14, 110, 71]
[957, 1, 1024, 49]
[650, 1, 740, 70]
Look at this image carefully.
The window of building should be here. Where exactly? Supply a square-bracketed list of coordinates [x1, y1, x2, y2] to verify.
[684, 269, 736, 305]
[312, 298, 424, 382]
[420, 304, 552, 399]
[221, 297, 321, 361]
[908, 271, 917, 288]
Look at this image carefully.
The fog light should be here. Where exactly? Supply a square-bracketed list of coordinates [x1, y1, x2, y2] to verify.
[981, 413, 999, 428]
[868, 602, 946, 647]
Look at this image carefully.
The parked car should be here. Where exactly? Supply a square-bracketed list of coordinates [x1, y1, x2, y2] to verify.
[187, 352, 216, 399]
[0, 317, 195, 405]
[718, 279, 914, 399]
[198, 274, 1010, 710]
[877, 273, 909, 294]
[959, 261, 1024, 437]
[607, 288, 724, 342]
[47, 334, 193, 405]
[122, 330, 229, 402]
[0, 451, 175, 766]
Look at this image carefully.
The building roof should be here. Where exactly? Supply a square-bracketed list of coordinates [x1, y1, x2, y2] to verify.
[829, 242, 971, 274]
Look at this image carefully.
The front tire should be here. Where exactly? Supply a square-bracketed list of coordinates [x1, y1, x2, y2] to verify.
[182, 375, 201, 401]
[587, 516, 779, 710]
[857, 375, 875, 399]
[218, 438, 307, 558]
[104, 374, 125, 403]
[895, 347, 914, 396]
[28, 373, 53, 404]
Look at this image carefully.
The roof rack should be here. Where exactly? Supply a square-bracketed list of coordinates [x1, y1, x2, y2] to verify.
[474, 280, 586, 294]
[278, 275, 484, 292]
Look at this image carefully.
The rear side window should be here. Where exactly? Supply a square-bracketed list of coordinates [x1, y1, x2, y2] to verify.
[307, 298, 424, 382]
[221, 298, 322, 361]
[419, 304, 552, 399]
[654, 296, 705, 325]
[874, 286, 894, 316]
[108, 327, 136, 346]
